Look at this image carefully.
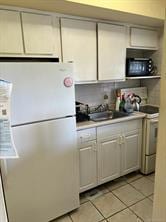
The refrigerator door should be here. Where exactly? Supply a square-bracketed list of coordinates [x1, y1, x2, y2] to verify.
[1, 117, 79, 222]
[0, 63, 75, 125]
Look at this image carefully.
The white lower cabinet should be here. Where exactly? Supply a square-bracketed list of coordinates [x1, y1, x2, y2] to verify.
[79, 141, 97, 193]
[98, 135, 121, 184]
[121, 130, 141, 176]
[78, 119, 142, 192]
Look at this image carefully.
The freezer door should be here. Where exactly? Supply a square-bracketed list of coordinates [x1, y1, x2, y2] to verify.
[1, 117, 79, 222]
[0, 63, 75, 125]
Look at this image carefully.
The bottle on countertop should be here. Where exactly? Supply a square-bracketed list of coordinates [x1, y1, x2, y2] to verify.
[115, 92, 121, 111]
[119, 94, 125, 112]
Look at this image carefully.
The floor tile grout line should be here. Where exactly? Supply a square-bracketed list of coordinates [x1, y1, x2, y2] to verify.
[128, 202, 146, 222]
[106, 207, 144, 222]
[80, 190, 150, 222]
[111, 189, 153, 221]
[70, 201, 105, 222]
[145, 176, 155, 183]
[78, 173, 154, 221]
[89, 189, 129, 219]
[79, 172, 145, 203]
[69, 214, 74, 222]
[110, 188, 148, 209]
[124, 175, 144, 184]
[129, 206, 145, 222]
[125, 181, 147, 197]
[128, 196, 153, 222]
[125, 178, 154, 198]
[89, 199, 107, 220]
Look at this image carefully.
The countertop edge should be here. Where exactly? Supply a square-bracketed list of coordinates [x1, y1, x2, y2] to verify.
[76, 112, 146, 130]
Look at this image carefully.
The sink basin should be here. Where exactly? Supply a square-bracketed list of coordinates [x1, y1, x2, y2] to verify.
[89, 111, 129, 122]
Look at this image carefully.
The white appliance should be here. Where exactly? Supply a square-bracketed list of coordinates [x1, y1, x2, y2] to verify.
[0, 62, 79, 222]
[140, 107, 159, 174]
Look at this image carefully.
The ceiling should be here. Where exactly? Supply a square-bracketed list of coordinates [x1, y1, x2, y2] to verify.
[0, 0, 164, 27]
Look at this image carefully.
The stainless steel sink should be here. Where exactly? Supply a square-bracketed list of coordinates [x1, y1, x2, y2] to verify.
[89, 111, 129, 122]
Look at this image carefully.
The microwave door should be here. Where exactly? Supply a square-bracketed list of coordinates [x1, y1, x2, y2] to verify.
[126, 58, 152, 77]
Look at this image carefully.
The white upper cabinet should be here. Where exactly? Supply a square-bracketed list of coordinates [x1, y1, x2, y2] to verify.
[61, 18, 97, 82]
[98, 23, 126, 81]
[129, 27, 158, 49]
[21, 12, 54, 55]
[0, 9, 23, 54]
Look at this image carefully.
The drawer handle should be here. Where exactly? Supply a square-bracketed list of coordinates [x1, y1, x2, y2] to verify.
[80, 134, 91, 139]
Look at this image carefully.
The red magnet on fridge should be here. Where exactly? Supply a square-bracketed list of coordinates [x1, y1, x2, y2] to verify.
[64, 77, 73, 87]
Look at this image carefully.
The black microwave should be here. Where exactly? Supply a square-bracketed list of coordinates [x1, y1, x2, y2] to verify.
[126, 58, 154, 77]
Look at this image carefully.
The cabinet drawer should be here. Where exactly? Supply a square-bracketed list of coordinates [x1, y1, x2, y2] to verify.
[77, 128, 96, 145]
[97, 120, 142, 140]
[97, 123, 121, 140]
[124, 119, 142, 133]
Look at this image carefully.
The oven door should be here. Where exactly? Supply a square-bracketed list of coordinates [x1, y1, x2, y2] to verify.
[146, 118, 158, 155]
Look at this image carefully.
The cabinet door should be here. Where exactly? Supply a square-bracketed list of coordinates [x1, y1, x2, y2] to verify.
[52, 17, 62, 59]
[121, 130, 141, 175]
[79, 141, 97, 193]
[98, 136, 121, 185]
[61, 18, 97, 81]
[130, 27, 158, 49]
[98, 23, 126, 81]
[0, 9, 23, 54]
[22, 13, 54, 55]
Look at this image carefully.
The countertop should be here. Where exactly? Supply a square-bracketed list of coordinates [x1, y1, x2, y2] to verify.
[76, 112, 146, 130]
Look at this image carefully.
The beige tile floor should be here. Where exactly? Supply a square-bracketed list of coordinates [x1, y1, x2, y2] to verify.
[53, 172, 155, 222]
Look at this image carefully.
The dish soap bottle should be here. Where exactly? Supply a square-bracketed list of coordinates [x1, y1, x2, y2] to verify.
[115, 92, 121, 111]
[119, 94, 125, 112]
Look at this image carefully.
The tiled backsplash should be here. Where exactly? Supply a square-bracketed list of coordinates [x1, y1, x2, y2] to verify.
[75, 79, 160, 107]
[75, 80, 140, 107]
[141, 79, 160, 106]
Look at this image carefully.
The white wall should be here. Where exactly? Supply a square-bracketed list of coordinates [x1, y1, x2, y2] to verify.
[152, 19, 166, 222]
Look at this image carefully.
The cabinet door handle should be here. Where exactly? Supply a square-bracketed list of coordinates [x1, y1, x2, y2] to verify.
[93, 148, 97, 152]
[122, 135, 125, 144]
[117, 136, 122, 145]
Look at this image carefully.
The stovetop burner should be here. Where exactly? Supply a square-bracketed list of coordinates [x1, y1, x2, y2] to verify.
[140, 105, 159, 115]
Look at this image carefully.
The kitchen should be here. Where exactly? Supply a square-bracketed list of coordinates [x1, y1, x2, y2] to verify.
[0, 1, 165, 222]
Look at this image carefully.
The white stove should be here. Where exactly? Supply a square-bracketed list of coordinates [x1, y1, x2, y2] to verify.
[140, 105, 159, 174]
[119, 87, 159, 174]
[139, 104, 159, 119]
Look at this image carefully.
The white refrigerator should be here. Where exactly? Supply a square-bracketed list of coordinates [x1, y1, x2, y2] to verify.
[0, 62, 79, 222]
